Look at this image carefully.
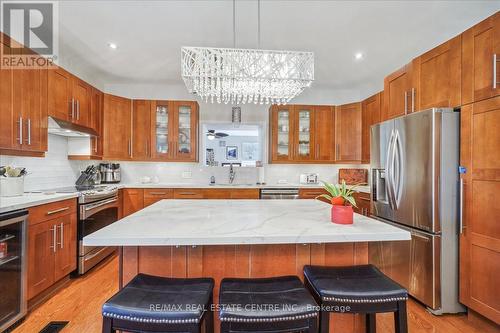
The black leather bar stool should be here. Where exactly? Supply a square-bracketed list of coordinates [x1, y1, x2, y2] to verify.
[304, 265, 408, 333]
[101, 273, 214, 333]
[219, 276, 319, 333]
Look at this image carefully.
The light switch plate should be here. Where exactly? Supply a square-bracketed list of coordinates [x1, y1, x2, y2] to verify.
[182, 171, 192, 179]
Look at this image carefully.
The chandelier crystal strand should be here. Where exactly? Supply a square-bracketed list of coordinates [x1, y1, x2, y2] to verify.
[181, 47, 314, 105]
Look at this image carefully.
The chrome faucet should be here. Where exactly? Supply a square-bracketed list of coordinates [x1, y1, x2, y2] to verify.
[229, 164, 236, 184]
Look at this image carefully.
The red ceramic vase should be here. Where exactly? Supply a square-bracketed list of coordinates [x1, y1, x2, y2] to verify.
[331, 205, 354, 224]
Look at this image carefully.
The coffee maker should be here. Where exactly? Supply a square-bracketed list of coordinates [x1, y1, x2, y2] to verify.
[100, 163, 121, 183]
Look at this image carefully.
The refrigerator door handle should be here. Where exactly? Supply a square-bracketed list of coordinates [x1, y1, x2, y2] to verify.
[393, 130, 404, 209]
[385, 130, 396, 209]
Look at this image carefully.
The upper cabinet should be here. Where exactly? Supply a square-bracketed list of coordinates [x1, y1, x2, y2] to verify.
[314, 105, 335, 161]
[102, 94, 132, 160]
[90, 87, 104, 158]
[382, 61, 415, 121]
[413, 35, 461, 110]
[293, 105, 315, 161]
[270, 105, 294, 162]
[269, 104, 348, 164]
[361, 92, 382, 163]
[462, 11, 500, 104]
[335, 102, 362, 163]
[0, 34, 47, 155]
[48, 67, 93, 128]
[173, 101, 198, 162]
[132, 99, 152, 160]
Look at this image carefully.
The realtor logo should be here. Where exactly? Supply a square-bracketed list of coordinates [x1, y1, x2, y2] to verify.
[1, 1, 58, 68]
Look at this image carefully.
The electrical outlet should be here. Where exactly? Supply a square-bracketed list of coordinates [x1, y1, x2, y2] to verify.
[181, 171, 192, 179]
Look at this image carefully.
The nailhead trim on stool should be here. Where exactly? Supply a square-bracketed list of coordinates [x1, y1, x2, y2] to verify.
[102, 312, 201, 324]
[220, 312, 318, 323]
[322, 296, 408, 303]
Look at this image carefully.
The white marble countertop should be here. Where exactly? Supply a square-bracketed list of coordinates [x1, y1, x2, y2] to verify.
[122, 182, 371, 193]
[0, 192, 78, 213]
[83, 199, 409, 246]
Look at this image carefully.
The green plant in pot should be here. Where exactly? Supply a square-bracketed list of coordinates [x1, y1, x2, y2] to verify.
[316, 180, 363, 224]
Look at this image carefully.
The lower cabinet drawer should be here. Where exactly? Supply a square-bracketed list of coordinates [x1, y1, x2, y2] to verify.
[28, 198, 77, 225]
[173, 189, 204, 199]
[230, 189, 260, 199]
[144, 189, 174, 207]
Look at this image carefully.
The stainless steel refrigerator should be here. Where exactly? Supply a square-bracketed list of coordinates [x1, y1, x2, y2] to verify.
[369, 108, 464, 314]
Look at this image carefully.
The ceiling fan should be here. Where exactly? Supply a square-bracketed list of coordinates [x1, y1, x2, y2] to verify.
[206, 129, 228, 140]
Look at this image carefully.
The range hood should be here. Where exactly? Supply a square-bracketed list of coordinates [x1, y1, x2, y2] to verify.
[48, 117, 98, 137]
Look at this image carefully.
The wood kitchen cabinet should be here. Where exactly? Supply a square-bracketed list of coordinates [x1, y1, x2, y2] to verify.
[122, 188, 145, 217]
[48, 66, 93, 128]
[27, 199, 77, 300]
[143, 189, 174, 207]
[0, 34, 48, 156]
[132, 100, 152, 160]
[103, 93, 132, 160]
[382, 61, 415, 121]
[335, 102, 362, 163]
[269, 105, 294, 162]
[353, 192, 371, 216]
[89, 87, 104, 158]
[413, 35, 461, 110]
[269, 105, 336, 164]
[314, 105, 335, 162]
[460, 95, 500, 324]
[462, 11, 500, 104]
[149, 100, 199, 162]
[361, 92, 382, 163]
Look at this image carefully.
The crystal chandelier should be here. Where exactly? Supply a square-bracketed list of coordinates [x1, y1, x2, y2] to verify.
[181, 1, 314, 105]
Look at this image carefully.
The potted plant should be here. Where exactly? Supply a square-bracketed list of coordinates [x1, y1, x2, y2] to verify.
[316, 180, 362, 224]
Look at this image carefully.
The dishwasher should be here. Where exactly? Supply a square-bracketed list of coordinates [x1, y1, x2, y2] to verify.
[260, 188, 299, 199]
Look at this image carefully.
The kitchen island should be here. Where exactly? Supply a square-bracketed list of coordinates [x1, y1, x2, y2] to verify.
[84, 199, 410, 333]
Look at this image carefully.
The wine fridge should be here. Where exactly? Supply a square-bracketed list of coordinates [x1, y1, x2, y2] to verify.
[0, 209, 27, 332]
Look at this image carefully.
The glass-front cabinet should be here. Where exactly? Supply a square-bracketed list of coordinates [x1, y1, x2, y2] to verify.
[150, 101, 198, 161]
[270, 105, 293, 161]
[294, 106, 314, 160]
[153, 101, 170, 158]
[173, 101, 198, 161]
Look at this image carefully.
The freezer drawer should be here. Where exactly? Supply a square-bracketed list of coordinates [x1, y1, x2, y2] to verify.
[369, 226, 440, 310]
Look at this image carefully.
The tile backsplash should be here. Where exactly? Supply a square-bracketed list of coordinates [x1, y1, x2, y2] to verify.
[0, 134, 369, 191]
[0, 135, 81, 191]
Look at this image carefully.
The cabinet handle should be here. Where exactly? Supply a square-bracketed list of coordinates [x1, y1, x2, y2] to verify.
[71, 98, 75, 119]
[128, 139, 132, 157]
[76, 100, 80, 120]
[336, 143, 340, 161]
[316, 144, 319, 159]
[149, 192, 167, 195]
[178, 192, 197, 196]
[404, 91, 408, 114]
[46, 207, 69, 215]
[459, 178, 464, 234]
[411, 88, 415, 113]
[17, 117, 23, 144]
[59, 222, 64, 249]
[494, 54, 497, 89]
[26, 118, 31, 145]
[50, 225, 57, 253]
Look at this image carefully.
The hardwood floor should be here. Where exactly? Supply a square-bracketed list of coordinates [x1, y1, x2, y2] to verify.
[11, 254, 498, 333]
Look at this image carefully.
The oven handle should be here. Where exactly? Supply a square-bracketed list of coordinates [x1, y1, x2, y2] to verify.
[81, 197, 118, 219]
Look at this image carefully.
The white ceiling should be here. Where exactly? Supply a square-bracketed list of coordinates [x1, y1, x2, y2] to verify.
[55, 0, 499, 100]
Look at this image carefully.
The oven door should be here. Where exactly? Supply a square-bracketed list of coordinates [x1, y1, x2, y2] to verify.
[78, 196, 119, 256]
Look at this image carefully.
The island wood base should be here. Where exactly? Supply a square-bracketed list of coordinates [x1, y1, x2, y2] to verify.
[121, 242, 369, 333]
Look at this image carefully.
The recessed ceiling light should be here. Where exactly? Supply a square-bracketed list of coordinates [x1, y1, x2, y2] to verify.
[354, 52, 364, 61]
[108, 42, 118, 50]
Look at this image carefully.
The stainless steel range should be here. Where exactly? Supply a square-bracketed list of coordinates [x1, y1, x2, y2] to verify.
[45, 185, 119, 275]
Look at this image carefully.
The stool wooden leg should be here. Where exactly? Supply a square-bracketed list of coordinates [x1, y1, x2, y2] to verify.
[366, 313, 376, 333]
[102, 317, 114, 333]
[204, 307, 214, 333]
[319, 311, 330, 333]
[308, 315, 318, 333]
[394, 301, 408, 333]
